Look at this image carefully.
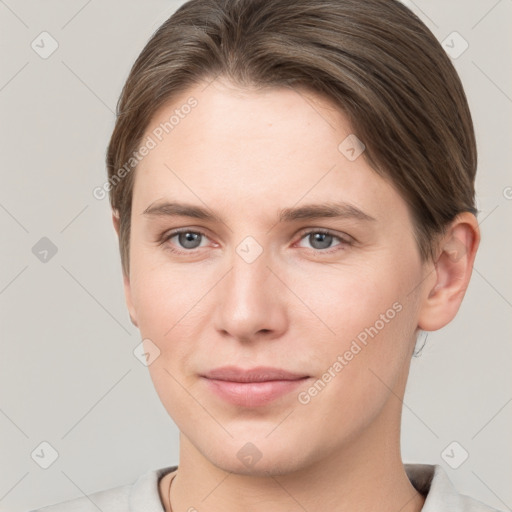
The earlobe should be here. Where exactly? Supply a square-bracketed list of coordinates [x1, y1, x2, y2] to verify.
[112, 210, 139, 328]
[123, 272, 139, 328]
[417, 213, 480, 332]
[112, 210, 121, 236]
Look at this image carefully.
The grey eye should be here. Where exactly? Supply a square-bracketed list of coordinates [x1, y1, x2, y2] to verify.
[176, 231, 203, 249]
[308, 232, 336, 250]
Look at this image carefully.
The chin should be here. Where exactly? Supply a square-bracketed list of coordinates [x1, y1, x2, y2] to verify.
[198, 433, 311, 477]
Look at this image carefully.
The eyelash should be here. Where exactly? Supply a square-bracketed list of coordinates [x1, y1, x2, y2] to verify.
[158, 227, 354, 256]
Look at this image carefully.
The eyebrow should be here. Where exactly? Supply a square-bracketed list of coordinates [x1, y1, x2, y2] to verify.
[142, 200, 376, 223]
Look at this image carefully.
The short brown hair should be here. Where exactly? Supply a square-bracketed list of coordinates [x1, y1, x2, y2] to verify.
[106, 0, 477, 278]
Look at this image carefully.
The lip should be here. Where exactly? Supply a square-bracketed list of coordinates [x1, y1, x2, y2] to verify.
[201, 366, 309, 382]
[200, 366, 310, 407]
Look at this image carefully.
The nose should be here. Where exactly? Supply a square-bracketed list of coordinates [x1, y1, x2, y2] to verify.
[212, 246, 288, 343]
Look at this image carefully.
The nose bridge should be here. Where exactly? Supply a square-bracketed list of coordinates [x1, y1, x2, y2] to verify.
[227, 237, 272, 304]
[213, 234, 286, 339]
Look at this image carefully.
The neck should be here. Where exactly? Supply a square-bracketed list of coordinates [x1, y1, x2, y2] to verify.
[160, 400, 425, 512]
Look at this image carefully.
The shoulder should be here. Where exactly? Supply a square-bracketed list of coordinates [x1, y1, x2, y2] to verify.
[405, 463, 504, 512]
[29, 465, 177, 512]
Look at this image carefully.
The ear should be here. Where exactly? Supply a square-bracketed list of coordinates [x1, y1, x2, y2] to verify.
[417, 212, 480, 331]
[112, 211, 139, 328]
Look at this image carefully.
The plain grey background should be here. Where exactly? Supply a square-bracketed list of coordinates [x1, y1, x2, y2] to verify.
[0, 1, 511, 511]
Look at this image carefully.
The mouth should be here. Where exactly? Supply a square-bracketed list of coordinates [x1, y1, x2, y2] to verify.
[200, 366, 310, 407]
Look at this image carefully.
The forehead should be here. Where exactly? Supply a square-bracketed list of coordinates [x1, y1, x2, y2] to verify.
[132, 79, 405, 227]
[142, 79, 350, 166]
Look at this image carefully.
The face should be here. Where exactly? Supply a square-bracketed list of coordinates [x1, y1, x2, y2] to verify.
[122, 78, 431, 475]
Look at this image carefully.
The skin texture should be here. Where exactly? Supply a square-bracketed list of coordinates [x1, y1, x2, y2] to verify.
[112, 78, 479, 512]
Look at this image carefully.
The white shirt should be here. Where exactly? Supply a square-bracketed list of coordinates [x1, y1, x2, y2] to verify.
[30, 463, 503, 511]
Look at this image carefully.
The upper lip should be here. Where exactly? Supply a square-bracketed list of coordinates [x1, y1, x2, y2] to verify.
[201, 366, 309, 383]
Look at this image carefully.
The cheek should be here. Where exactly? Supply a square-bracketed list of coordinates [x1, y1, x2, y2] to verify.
[288, 256, 420, 393]
[130, 249, 209, 336]
[294, 293, 417, 447]
[284, 258, 405, 343]
[130, 262, 207, 421]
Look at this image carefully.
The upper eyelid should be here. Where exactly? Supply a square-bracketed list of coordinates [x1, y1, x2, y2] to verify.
[297, 227, 351, 241]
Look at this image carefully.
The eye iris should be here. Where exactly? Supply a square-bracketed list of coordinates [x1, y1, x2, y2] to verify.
[173, 232, 338, 251]
[179, 232, 201, 249]
[310, 232, 332, 250]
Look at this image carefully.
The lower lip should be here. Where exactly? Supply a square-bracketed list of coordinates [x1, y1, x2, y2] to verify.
[202, 377, 309, 407]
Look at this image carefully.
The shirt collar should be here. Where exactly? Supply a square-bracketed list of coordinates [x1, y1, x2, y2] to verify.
[130, 463, 481, 512]
[405, 463, 467, 511]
